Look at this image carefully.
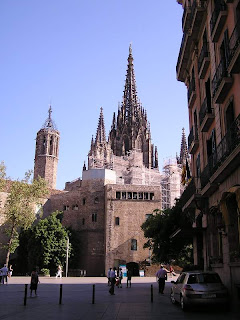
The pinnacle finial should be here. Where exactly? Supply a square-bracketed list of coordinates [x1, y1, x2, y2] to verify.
[48, 105, 52, 120]
[42, 105, 57, 130]
[129, 43, 132, 55]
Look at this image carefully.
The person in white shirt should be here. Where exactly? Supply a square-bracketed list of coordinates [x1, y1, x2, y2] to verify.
[107, 268, 112, 286]
[109, 267, 116, 295]
[156, 265, 168, 294]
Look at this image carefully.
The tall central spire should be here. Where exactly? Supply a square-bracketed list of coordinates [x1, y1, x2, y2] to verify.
[122, 44, 139, 123]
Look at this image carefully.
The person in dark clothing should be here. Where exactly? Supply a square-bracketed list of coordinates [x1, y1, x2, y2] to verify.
[126, 269, 132, 288]
[30, 269, 40, 297]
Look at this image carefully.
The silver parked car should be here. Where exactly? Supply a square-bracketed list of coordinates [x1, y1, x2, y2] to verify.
[170, 271, 229, 311]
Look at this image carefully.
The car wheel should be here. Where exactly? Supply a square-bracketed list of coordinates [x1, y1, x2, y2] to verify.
[180, 296, 187, 311]
[170, 290, 176, 304]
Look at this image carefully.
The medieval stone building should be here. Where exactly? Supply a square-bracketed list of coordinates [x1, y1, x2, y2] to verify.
[0, 46, 185, 275]
[34, 106, 60, 190]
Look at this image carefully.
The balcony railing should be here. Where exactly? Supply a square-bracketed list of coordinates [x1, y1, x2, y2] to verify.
[198, 42, 209, 70]
[199, 97, 214, 131]
[191, 1, 207, 41]
[212, 57, 231, 102]
[188, 77, 196, 101]
[182, 4, 192, 32]
[198, 42, 210, 78]
[228, 18, 240, 73]
[181, 178, 196, 206]
[200, 113, 240, 189]
[210, 1, 227, 42]
[188, 125, 199, 154]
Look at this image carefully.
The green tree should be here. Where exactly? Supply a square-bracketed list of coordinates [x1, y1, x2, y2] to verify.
[0, 161, 7, 190]
[1, 170, 48, 265]
[141, 199, 194, 267]
[26, 212, 70, 273]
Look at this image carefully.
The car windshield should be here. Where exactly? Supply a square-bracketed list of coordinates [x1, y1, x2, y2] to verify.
[187, 273, 222, 284]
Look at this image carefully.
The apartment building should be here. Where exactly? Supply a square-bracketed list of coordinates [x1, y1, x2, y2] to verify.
[176, 0, 240, 302]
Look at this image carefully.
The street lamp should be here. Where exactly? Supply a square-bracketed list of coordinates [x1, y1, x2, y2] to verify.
[66, 237, 69, 277]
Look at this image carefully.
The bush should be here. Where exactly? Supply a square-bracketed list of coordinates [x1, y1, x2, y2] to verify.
[40, 268, 50, 276]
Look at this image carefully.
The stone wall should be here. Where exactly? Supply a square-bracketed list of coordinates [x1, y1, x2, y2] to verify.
[105, 184, 161, 273]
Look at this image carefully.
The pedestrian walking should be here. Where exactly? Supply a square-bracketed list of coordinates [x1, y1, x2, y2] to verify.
[30, 269, 40, 297]
[118, 268, 123, 288]
[126, 269, 132, 288]
[8, 265, 13, 278]
[107, 267, 112, 286]
[109, 267, 116, 295]
[0, 264, 8, 284]
[56, 265, 63, 278]
[156, 265, 168, 294]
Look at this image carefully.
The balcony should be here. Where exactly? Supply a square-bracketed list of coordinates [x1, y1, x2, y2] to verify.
[191, 0, 206, 42]
[198, 42, 210, 79]
[188, 77, 196, 109]
[176, 32, 192, 82]
[201, 114, 240, 196]
[212, 58, 233, 104]
[228, 19, 240, 74]
[188, 126, 199, 154]
[181, 178, 197, 209]
[182, 5, 192, 32]
[199, 97, 214, 132]
[210, 1, 227, 43]
[200, 164, 218, 196]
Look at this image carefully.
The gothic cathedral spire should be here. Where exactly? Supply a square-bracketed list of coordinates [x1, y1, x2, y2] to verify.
[177, 128, 189, 165]
[34, 106, 60, 189]
[108, 45, 154, 168]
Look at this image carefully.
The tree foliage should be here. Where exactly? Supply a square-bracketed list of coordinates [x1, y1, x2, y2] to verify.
[19, 211, 70, 273]
[1, 169, 48, 265]
[141, 199, 194, 267]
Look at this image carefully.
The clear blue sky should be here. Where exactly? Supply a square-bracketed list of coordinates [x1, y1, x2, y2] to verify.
[0, 0, 188, 190]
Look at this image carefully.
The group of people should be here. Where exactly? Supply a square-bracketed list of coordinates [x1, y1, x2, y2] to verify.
[0, 264, 13, 284]
[107, 267, 132, 295]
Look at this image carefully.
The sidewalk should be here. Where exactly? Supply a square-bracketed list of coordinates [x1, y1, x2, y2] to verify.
[0, 276, 238, 320]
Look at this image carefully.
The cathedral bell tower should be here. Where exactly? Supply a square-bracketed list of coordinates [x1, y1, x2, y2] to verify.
[34, 106, 60, 189]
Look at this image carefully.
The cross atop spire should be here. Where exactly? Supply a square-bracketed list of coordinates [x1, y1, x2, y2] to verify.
[42, 105, 57, 130]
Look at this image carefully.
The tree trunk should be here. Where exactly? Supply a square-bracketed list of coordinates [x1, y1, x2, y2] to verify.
[5, 225, 15, 266]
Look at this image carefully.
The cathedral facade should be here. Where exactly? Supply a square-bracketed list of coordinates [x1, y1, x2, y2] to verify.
[32, 46, 184, 276]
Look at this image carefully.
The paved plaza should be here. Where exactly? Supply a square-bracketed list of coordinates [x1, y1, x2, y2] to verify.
[0, 275, 239, 319]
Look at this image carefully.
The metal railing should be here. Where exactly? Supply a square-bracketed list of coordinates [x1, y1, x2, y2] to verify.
[198, 42, 209, 71]
[200, 113, 240, 188]
[181, 178, 196, 205]
[228, 18, 240, 66]
[212, 57, 228, 98]
[176, 33, 186, 74]
[210, 1, 227, 36]
[199, 96, 213, 126]
[188, 77, 196, 101]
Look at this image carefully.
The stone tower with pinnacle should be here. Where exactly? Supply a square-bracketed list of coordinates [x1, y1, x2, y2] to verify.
[34, 106, 60, 189]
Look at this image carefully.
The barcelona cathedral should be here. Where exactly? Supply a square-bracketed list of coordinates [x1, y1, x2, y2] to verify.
[11, 46, 189, 276]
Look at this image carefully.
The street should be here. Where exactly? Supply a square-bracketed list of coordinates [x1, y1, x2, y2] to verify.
[0, 276, 239, 319]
